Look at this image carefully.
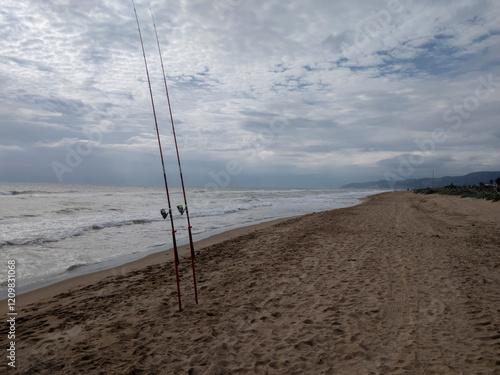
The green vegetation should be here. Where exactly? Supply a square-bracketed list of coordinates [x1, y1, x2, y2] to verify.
[414, 181, 500, 202]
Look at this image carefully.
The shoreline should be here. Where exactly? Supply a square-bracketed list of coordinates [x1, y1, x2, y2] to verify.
[0, 192, 378, 306]
[0, 214, 299, 310]
[0, 186, 378, 301]
[1, 216, 299, 298]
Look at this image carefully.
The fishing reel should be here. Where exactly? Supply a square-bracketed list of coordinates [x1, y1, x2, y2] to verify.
[160, 205, 184, 220]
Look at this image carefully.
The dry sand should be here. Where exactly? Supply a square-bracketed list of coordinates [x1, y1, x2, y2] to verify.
[1, 191, 499, 374]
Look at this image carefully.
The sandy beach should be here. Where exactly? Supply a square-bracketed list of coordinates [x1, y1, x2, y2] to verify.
[1, 191, 499, 374]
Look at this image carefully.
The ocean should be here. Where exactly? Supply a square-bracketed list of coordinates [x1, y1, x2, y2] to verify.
[0, 183, 383, 296]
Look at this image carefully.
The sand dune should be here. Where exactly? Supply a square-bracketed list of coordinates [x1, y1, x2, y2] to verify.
[1, 191, 499, 374]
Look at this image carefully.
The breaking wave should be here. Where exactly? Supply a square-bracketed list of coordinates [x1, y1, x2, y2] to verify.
[0, 215, 159, 248]
[194, 201, 273, 218]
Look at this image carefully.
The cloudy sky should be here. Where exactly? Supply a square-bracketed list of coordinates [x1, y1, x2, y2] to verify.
[1, 0, 499, 188]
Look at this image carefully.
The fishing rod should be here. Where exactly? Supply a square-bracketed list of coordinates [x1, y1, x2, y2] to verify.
[132, 0, 182, 311]
[149, 4, 198, 304]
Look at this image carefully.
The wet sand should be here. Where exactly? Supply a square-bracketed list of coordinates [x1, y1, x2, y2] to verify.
[1, 191, 499, 374]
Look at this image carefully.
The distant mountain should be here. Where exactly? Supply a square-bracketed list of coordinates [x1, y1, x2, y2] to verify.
[341, 171, 500, 190]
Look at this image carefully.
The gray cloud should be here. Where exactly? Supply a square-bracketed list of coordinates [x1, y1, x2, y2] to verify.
[0, 0, 499, 187]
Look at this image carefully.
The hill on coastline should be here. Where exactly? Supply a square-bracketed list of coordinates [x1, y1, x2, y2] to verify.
[341, 171, 500, 190]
